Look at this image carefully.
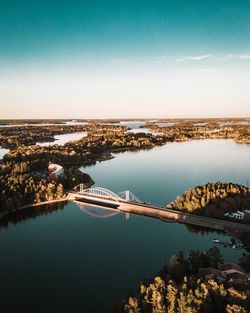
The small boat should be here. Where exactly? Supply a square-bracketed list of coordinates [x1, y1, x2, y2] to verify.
[212, 239, 220, 243]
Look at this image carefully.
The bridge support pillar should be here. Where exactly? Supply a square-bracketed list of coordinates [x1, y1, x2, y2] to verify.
[80, 183, 84, 193]
[125, 190, 130, 201]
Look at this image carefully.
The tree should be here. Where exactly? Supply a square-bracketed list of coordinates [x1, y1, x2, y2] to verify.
[166, 281, 178, 313]
[239, 253, 250, 273]
[207, 246, 224, 268]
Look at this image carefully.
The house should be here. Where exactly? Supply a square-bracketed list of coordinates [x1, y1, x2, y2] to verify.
[226, 271, 248, 284]
[199, 267, 226, 282]
[199, 263, 249, 284]
[221, 263, 248, 283]
[224, 211, 245, 220]
[48, 163, 64, 181]
[221, 263, 245, 275]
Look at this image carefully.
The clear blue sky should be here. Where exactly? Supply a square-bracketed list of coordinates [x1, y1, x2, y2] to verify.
[1, 0, 250, 118]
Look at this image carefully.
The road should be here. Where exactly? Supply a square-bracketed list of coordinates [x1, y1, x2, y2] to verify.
[67, 192, 250, 232]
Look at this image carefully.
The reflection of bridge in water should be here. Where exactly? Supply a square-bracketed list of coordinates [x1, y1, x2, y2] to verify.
[69, 185, 138, 219]
[67, 184, 250, 232]
[75, 202, 119, 219]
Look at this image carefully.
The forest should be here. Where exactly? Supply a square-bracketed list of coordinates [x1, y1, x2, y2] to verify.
[167, 182, 250, 224]
[115, 248, 250, 313]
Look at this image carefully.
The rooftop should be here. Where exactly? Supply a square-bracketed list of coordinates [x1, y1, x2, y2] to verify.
[221, 263, 245, 274]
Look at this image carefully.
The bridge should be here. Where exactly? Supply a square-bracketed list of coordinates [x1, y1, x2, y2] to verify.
[67, 185, 250, 232]
[68, 184, 142, 207]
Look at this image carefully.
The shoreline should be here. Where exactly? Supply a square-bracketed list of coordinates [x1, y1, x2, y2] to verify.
[1, 139, 249, 223]
[0, 198, 67, 220]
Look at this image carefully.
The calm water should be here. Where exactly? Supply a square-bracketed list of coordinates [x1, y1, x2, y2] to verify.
[65, 120, 88, 126]
[82, 139, 250, 205]
[0, 139, 249, 313]
[0, 147, 9, 159]
[0, 133, 87, 159]
[219, 121, 250, 126]
[193, 122, 208, 126]
[37, 132, 87, 146]
[99, 120, 155, 134]
[100, 120, 145, 128]
[157, 122, 175, 127]
[0, 121, 89, 127]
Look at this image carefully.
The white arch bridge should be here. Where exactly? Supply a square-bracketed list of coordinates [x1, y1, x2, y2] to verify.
[70, 184, 142, 204]
[66, 184, 250, 232]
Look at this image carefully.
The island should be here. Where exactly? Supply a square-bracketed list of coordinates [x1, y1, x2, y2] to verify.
[167, 182, 250, 224]
[115, 248, 250, 313]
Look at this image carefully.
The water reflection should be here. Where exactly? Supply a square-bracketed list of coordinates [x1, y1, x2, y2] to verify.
[64, 120, 88, 126]
[193, 122, 207, 126]
[126, 127, 153, 134]
[99, 120, 145, 128]
[98, 120, 158, 134]
[0, 202, 64, 229]
[0, 121, 89, 128]
[157, 122, 175, 127]
[219, 121, 250, 126]
[82, 139, 250, 207]
[0, 147, 9, 159]
[37, 131, 87, 146]
[76, 202, 119, 218]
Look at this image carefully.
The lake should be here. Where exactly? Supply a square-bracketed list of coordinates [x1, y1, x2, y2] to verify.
[100, 120, 154, 134]
[0, 139, 249, 313]
[37, 131, 87, 146]
[82, 139, 250, 205]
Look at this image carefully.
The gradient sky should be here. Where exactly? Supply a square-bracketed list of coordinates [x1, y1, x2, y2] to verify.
[0, 0, 250, 118]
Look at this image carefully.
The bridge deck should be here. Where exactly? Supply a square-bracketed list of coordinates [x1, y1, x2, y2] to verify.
[67, 192, 250, 232]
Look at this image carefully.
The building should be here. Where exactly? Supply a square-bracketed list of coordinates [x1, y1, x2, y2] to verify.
[224, 211, 245, 220]
[226, 271, 248, 284]
[221, 263, 245, 275]
[199, 267, 226, 282]
[221, 263, 248, 283]
[199, 263, 249, 284]
[48, 163, 64, 181]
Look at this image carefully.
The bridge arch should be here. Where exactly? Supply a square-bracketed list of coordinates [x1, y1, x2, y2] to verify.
[72, 185, 142, 204]
[75, 186, 122, 203]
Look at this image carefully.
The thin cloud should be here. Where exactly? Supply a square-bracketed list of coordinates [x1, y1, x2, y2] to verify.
[176, 53, 250, 63]
[109, 53, 250, 66]
[176, 54, 212, 62]
[237, 54, 250, 60]
[216, 53, 250, 61]
[178, 68, 217, 74]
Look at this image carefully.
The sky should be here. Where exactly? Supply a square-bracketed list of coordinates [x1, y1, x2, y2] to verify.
[0, 0, 250, 119]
